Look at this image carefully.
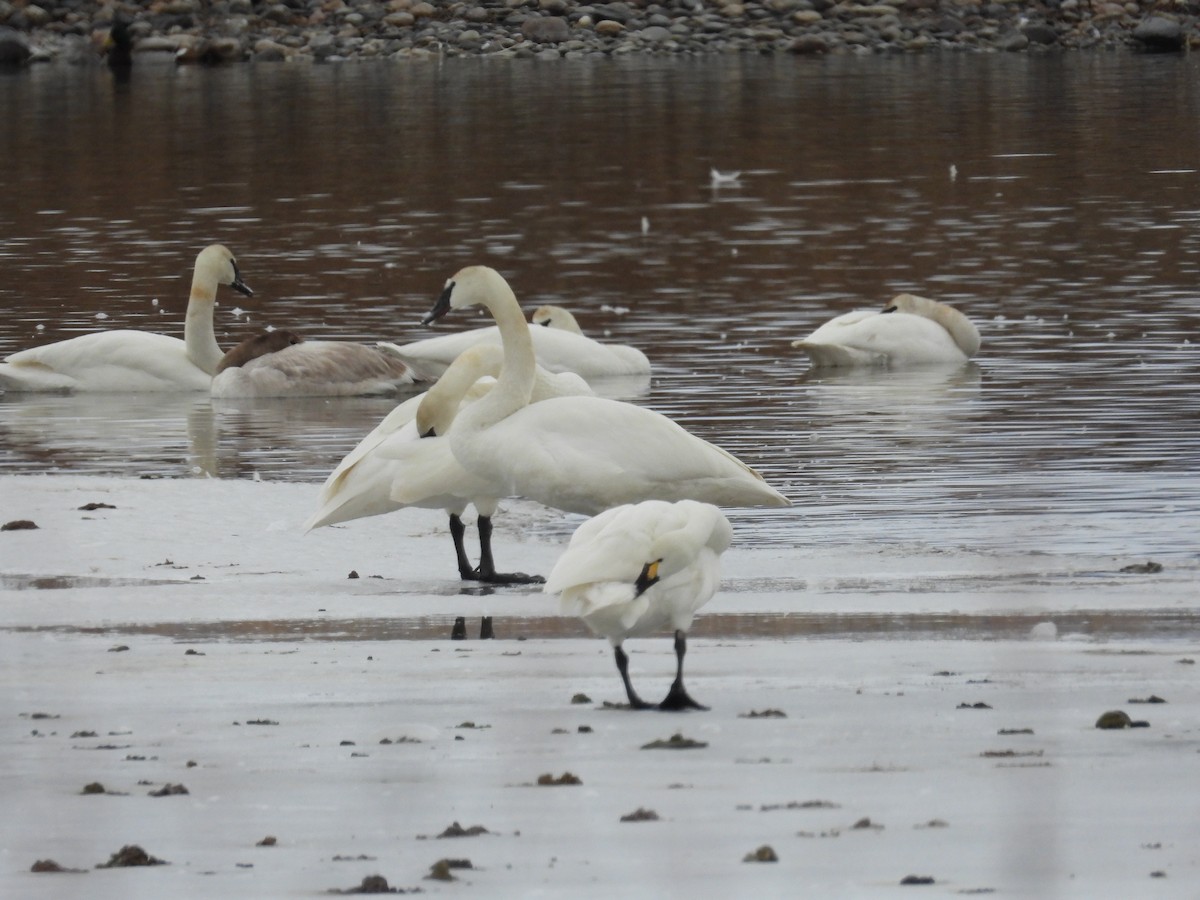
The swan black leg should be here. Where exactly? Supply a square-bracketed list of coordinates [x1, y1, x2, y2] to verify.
[614, 644, 652, 710]
[659, 630, 707, 711]
[472, 515, 544, 585]
[449, 514, 476, 580]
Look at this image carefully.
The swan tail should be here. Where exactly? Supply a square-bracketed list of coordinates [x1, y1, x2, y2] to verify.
[0, 362, 76, 393]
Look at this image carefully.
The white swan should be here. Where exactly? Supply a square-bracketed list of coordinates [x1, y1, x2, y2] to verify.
[305, 343, 591, 583]
[422, 265, 790, 515]
[379, 303, 650, 380]
[210, 337, 426, 398]
[791, 293, 981, 369]
[544, 499, 731, 710]
[0, 244, 251, 393]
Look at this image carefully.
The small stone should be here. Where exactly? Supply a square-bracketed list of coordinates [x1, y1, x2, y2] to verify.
[97, 845, 167, 868]
[1095, 710, 1130, 729]
[570, 692, 592, 704]
[522, 16, 570, 43]
[595, 19, 625, 36]
[641, 732, 708, 750]
[437, 821, 489, 838]
[81, 782, 106, 794]
[620, 807, 660, 822]
[2, 519, 38, 531]
[743, 844, 778, 862]
[148, 783, 189, 797]
[901, 874, 936, 885]
[1133, 17, 1184, 52]
[347, 570, 360, 579]
[536, 771, 582, 785]
[256, 836, 277, 846]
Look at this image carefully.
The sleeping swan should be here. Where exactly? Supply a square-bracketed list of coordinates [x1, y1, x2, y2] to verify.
[305, 343, 591, 583]
[791, 294, 980, 369]
[379, 303, 650, 380]
[210, 334, 426, 398]
[0, 244, 251, 393]
[422, 266, 790, 515]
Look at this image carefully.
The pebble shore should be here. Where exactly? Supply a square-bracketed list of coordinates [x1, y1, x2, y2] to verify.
[1, 0, 1197, 63]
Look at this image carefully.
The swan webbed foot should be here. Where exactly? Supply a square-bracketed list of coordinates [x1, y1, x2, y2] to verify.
[467, 567, 544, 585]
[658, 679, 708, 712]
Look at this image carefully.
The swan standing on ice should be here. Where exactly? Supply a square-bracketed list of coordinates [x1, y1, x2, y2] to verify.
[305, 343, 591, 583]
[379, 303, 650, 380]
[421, 265, 790, 515]
[544, 499, 731, 710]
[0, 244, 251, 393]
[791, 293, 980, 369]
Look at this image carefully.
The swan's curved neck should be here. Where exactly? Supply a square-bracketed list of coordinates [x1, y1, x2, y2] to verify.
[184, 269, 223, 375]
[934, 307, 981, 357]
[454, 277, 536, 435]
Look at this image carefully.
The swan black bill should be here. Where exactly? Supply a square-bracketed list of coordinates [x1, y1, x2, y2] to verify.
[230, 262, 253, 297]
[421, 281, 455, 326]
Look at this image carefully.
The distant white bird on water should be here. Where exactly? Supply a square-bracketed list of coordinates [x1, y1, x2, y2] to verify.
[544, 499, 731, 710]
[420, 265, 790, 516]
[791, 293, 981, 369]
[0, 244, 252, 393]
[709, 167, 742, 188]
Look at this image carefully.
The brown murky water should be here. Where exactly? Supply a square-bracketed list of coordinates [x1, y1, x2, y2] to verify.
[2, 54, 1199, 561]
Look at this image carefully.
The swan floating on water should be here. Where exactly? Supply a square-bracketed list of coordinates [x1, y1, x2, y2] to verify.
[0, 244, 251, 393]
[791, 293, 980, 369]
[544, 499, 731, 710]
[422, 265, 790, 515]
[305, 343, 591, 583]
[210, 334, 426, 398]
[379, 302, 650, 380]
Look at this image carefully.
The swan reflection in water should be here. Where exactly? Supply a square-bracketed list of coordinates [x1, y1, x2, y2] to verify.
[0, 371, 652, 483]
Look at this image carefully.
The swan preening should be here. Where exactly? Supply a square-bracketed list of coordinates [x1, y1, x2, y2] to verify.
[0, 244, 252, 393]
[792, 294, 981, 369]
[379, 303, 650, 380]
[305, 343, 592, 583]
[422, 265, 789, 516]
[544, 499, 731, 710]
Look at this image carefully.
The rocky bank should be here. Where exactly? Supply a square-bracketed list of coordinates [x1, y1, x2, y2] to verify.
[0, 0, 1197, 63]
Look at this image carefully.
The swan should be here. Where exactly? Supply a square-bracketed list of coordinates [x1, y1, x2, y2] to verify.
[544, 499, 731, 710]
[422, 265, 790, 515]
[791, 293, 980, 369]
[210, 337, 427, 398]
[0, 244, 251, 393]
[215, 329, 304, 373]
[379, 303, 650, 380]
[305, 343, 592, 583]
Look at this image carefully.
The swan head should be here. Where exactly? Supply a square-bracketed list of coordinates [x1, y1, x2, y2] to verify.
[883, 293, 981, 358]
[422, 265, 511, 326]
[196, 244, 253, 298]
[531, 304, 585, 334]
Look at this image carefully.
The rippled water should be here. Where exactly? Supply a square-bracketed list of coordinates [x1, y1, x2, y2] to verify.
[2, 54, 1198, 561]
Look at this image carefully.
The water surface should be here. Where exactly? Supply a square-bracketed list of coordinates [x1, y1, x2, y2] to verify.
[2, 54, 1198, 563]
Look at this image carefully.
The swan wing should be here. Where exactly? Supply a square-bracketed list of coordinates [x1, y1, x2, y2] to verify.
[2, 331, 207, 392]
[455, 396, 788, 514]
